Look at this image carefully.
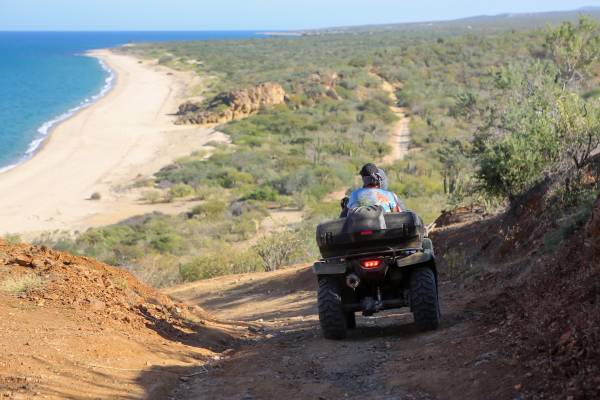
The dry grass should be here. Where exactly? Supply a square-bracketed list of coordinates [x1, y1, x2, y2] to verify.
[0, 274, 43, 295]
[2, 234, 21, 245]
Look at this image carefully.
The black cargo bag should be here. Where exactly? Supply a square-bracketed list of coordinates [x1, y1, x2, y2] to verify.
[316, 208, 424, 258]
[343, 205, 387, 232]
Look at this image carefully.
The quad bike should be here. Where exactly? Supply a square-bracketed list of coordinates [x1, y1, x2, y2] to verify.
[313, 206, 440, 339]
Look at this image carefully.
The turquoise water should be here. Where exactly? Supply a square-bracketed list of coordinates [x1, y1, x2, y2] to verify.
[0, 31, 263, 170]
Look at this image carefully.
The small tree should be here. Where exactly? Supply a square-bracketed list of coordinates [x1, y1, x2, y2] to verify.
[554, 93, 600, 171]
[545, 17, 600, 86]
[477, 135, 551, 201]
[475, 63, 562, 201]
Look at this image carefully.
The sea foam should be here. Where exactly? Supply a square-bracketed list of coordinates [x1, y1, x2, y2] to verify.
[0, 56, 115, 174]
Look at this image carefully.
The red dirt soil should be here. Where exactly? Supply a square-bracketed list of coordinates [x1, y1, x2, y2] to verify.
[0, 241, 251, 399]
[164, 266, 523, 399]
[493, 192, 600, 399]
[432, 179, 600, 399]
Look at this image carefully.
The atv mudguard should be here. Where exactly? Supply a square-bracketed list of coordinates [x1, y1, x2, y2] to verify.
[396, 251, 432, 268]
[312, 260, 347, 275]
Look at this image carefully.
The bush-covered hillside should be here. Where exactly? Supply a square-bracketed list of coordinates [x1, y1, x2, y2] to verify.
[36, 17, 600, 286]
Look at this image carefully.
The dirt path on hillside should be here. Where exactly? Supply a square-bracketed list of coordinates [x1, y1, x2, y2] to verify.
[371, 73, 411, 165]
[163, 266, 522, 400]
[382, 106, 411, 164]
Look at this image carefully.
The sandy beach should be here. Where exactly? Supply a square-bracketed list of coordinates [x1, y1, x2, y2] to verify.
[0, 49, 222, 236]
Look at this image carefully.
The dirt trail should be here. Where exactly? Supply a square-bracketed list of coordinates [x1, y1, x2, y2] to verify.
[164, 265, 521, 400]
[382, 106, 411, 164]
[371, 73, 411, 165]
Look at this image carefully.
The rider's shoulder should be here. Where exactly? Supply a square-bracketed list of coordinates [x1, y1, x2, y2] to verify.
[379, 188, 396, 196]
[350, 187, 368, 195]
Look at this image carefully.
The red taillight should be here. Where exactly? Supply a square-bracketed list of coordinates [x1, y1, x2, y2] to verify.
[360, 259, 381, 269]
[360, 230, 374, 236]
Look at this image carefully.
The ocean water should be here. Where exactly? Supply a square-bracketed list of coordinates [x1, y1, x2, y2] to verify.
[0, 31, 263, 171]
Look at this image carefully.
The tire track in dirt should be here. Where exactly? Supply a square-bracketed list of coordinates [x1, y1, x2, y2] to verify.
[163, 266, 521, 400]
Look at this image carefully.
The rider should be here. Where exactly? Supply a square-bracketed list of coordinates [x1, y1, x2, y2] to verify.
[340, 163, 405, 217]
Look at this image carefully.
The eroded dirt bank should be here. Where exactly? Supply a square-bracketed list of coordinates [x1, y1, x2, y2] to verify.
[0, 241, 251, 399]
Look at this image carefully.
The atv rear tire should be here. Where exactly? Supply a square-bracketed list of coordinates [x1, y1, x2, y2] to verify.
[317, 276, 347, 339]
[409, 267, 440, 331]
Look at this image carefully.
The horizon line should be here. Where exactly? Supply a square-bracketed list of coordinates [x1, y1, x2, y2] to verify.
[0, 30, 285, 33]
[1, 7, 599, 34]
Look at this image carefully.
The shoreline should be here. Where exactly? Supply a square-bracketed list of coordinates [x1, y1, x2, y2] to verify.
[0, 48, 224, 236]
[0, 53, 116, 175]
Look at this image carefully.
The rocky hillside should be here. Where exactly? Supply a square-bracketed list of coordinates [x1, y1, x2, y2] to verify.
[176, 82, 285, 125]
[0, 241, 252, 399]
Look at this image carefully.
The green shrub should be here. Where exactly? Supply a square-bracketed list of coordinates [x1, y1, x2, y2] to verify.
[180, 255, 226, 281]
[475, 63, 562, 200]
[189, 201, 228, 220]
[244, 187, 279, 201]
[477, 137, 550, 200]
[141, 190, 163, 204]
[554, 93, 600, 170]
[168, 183, 195, 199]
[158, 55, 173, 65]
[179, 249, 262, 281]
[253, 230, 304, 272]
[149, 232, 184, 254]
[545, 17, 600, 85]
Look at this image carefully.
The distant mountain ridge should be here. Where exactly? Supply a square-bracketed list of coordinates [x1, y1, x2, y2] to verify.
[291, 7, 600, 36]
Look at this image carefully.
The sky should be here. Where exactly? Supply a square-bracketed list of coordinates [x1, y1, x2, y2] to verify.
[1, 0, 600, 31]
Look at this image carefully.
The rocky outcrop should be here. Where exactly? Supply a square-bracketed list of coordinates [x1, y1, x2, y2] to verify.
[306, 71, 341, 100]
[177, 82, 286, 125]
[308, 71, 339, 88]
